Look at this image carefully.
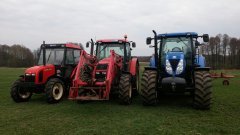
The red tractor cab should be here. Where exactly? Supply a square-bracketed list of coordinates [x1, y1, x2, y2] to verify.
[69, 36, 139, 104]
[11, 42, 83, 103]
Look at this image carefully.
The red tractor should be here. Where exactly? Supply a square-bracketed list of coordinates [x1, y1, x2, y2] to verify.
[10, 42, 83, 103]
[69, 36, 139, 104]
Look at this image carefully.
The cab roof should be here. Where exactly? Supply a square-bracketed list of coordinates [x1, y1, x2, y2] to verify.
[158, 32, 198, 38]
[42, 43, 82, 50]
[96, 39, 129, 43]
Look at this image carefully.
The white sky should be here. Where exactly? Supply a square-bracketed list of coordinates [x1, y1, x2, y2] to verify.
[0, 0, 240, 56]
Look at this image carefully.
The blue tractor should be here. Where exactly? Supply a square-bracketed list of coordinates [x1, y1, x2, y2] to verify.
[141, 31, 212, 110]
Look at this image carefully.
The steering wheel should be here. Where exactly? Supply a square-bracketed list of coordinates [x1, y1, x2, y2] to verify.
[172, 47, 182, 52]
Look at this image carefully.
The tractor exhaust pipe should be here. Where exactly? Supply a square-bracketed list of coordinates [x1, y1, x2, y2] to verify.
[90, 39, 94, 55]
[152, 30, 158, 68]
[43, 40, 46, 65]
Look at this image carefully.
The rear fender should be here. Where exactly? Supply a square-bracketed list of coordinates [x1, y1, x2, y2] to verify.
[129, 58, 139, 76]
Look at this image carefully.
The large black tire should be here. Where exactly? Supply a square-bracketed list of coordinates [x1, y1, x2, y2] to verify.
[45, 78, 65, 104]
[193, 71, 212, 110]
[132, 63, 140, 96]
[119, 74, 132, 105]
[10, 79, 32, 102]
[141, 70, 157, 105]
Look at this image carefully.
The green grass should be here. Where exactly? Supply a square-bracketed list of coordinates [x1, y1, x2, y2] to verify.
[0, 66, 240, 135]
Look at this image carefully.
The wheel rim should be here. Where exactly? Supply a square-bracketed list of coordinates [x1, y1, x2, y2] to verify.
[18, 88, 31, 99]
[52, 83, 63, 100]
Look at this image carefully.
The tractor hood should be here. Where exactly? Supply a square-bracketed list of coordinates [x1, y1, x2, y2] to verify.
[165, 52, 185, 76]
[98, 57, 111, 64]
[25, 64, 55, 74]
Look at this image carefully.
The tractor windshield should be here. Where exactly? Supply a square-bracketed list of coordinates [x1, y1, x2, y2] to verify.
[96, 43, 130, 60]
[161, 37, 192, 63]
[38, 48, 64, 65]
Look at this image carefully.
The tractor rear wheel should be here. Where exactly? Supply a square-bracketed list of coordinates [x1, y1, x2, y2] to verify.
[193, 71, 212, 110]
[141, 70, 157, 105]
[119, 74, 132, 105]
[45, 78, 65, 103]
[10, 79, 32, 102]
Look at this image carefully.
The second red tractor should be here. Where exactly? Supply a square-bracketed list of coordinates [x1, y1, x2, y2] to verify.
[69, 36, 139, 104]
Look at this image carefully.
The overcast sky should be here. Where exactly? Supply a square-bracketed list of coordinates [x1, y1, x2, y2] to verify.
[0, 0, 240, 56]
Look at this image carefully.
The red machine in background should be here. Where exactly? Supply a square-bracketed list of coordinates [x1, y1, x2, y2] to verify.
[211, 72, 235, 85]
[69, 36, 139, 104]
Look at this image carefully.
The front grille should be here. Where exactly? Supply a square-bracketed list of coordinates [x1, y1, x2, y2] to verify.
[95, 72, 106, 82]
[25, 76, 35, 82]
[169, 59, 180, 71]
[96, 64, 108, 70]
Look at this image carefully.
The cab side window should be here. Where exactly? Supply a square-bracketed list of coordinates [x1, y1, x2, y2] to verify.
[74, 50, 81, 64]
[126, 43, 131, 60]
[66, 49, 74, 65]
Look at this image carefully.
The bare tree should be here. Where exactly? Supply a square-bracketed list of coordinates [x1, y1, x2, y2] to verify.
[229, 38, 238, 68]
[222, 34, 230, 68]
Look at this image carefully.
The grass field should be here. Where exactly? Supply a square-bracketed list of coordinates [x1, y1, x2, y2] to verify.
[0, 64, 240, 135]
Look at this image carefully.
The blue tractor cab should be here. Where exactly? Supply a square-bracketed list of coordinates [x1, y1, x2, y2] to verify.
[141, 31, 212, 110]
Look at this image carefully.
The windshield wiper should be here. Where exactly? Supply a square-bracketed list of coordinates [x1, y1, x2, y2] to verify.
[97, 45, 108, 57]
[46, 51, 52, 63]
[178, 37, 189, 47]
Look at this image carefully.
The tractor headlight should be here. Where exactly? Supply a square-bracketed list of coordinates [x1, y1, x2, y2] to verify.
[102, 72, 106, 75]
[166, 60, 173, 74]
[176, 59, 184, 75]
[25, 73, 35, 76]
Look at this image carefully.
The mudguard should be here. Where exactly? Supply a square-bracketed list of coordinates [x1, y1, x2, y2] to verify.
[129, 58, 139, 76]
[149, 56, 156, 68]
[195, 54, 206, 68]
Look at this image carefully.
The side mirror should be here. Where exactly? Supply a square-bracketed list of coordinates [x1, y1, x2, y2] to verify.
[86, 42, 90, 48]
[132, 42, 136, 48]
[146, 37, 152, 45]
[203, 34, 209, 42]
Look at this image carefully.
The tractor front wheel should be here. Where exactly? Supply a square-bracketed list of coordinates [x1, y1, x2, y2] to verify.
[141, 70, 157, 105]
[193, 71, 212, 110]
[45, 78, 65, 103]
[10, 79, 32, 102]
[119, 74, 132, 105]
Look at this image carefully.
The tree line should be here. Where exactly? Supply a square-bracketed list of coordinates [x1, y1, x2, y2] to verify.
[0, 44, 34, 67]
[1, 34, 240, 69]
[201, 34, 240, 69]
